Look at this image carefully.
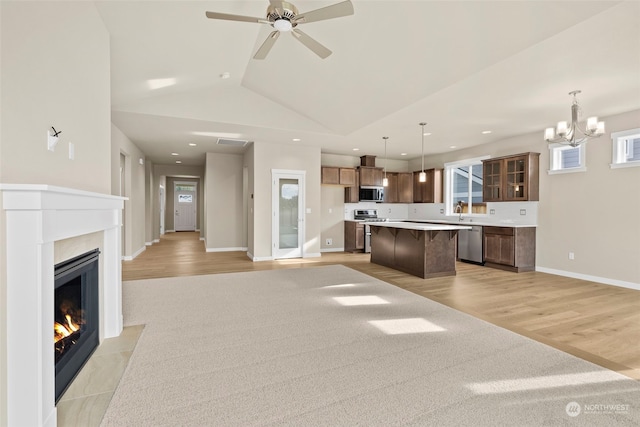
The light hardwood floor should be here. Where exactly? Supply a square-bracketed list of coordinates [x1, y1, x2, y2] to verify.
[59, 231, 639, 425]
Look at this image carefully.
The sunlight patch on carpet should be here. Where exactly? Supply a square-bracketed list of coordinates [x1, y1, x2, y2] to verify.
[466, 371, 629, 394]
[332, 295, 390, 306]
[368, 318, 446, 334]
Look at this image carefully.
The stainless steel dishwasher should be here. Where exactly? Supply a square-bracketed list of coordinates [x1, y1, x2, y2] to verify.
[457, 225, 484, 264]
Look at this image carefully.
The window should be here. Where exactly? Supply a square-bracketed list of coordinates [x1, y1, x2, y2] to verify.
[611, 128, 640, 169]
[444, 156, 487, 215]
[548, 143, 586, 174]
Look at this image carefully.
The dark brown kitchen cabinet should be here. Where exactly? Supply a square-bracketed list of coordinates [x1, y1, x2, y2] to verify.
[321, 167, 357, 185]
[381, 172, 413, 203]
[344, 220, 365, 252]
[413, 168, 443, 203]
[359, 167, 383, 186]
[321, 167, 339, 184]
[483, 226, 536, 272]
[339, 168, 356, 186]
[383, 173, 398, 203]
[482, 153, 540, 202]
[397, 172, 413, 203]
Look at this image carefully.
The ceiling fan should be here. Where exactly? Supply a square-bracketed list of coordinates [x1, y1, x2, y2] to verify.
[205, 0, 354, 60]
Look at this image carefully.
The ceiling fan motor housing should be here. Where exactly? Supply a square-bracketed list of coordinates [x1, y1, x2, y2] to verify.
[267, 1, 298, 28]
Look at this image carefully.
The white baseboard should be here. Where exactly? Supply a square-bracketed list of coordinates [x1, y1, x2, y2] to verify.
[145, 241, 153, 246]
[321, 248, 345, 253]
[303, 252, 322, 258]
[166, 229, 175, 233]
[153, 239, 159, 243]
[122, 245, 146, 261]
[536, 266, 640, 291]
[247, 251, 273, 261]
[205, 247, 248, 253]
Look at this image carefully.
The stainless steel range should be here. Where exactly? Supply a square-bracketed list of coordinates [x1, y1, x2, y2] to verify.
[354, 209, 387, 253]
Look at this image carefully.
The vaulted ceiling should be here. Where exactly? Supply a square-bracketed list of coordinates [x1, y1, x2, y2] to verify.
[97, 1, 640, 165]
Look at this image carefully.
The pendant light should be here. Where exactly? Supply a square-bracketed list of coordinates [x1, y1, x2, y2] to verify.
[382, 136, 389, 187]
[419, 122, 427, 182]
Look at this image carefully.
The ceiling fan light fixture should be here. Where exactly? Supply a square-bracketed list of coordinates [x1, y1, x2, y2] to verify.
[274, 19, 292, 32]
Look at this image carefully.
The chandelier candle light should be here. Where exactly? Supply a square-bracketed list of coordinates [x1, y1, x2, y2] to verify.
[544, 90, 605, 147]
[382, 136, 389, 187]
[419, 123, 427, 182]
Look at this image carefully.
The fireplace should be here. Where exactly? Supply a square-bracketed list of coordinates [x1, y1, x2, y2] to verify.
[54, 249, 100, 402]
[1, 184, 124, 427]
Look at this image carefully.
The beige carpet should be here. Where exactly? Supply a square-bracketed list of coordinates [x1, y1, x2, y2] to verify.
[101, 265, 639, 426]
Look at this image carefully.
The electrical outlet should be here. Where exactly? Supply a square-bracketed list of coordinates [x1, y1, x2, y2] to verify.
[326, 238, 332, 246]
[440, 209, 444, 214]
[520, 209, 526, 216]
[490, 209, 495, 215]
[568, 252, 575, 260]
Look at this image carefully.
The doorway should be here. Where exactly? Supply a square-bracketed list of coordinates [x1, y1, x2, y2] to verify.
[174, 182, 197, 232]
[272, 170, 305, 259]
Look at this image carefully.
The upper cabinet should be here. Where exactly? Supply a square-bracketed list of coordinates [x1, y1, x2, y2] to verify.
[482, 153, 540, 202]
[413, 168, 443, 203]
[321, 167, 356, 186]
[359, 167, 383, 186]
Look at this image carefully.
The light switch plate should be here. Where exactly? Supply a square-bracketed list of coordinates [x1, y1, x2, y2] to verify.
[68, 142, 74, 160]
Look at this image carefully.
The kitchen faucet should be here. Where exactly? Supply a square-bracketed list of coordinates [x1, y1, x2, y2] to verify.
[455, 201, 464, 221]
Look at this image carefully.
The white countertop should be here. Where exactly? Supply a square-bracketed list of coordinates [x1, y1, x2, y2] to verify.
[364, 221, 472, 231]
[403, 219, 537, 228]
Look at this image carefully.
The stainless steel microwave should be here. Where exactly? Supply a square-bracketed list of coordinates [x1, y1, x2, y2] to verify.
[359, 186, 384, 202]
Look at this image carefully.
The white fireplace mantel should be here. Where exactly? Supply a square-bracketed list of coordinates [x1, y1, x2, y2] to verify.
[1, 184, 125, 427]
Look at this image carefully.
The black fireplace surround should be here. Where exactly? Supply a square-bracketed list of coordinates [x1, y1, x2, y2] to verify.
[54, 249, 100, 402]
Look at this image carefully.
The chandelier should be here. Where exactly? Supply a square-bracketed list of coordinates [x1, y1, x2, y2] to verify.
[544, 90, 605, 147]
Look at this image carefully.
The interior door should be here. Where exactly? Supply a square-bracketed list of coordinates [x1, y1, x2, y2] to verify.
[174, 183, 197, 231]
[272, 170, 305, 259]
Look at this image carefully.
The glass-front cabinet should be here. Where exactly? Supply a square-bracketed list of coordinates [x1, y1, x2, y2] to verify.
[482, 153, 540, 202]
[483, 160, 502, 201]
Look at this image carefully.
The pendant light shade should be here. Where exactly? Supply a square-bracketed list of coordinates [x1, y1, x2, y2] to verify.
[419, 122, 427, 182]
[382, 136, 389, 187]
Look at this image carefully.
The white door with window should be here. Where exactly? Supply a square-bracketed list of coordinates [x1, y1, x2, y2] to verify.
[272, 170, 305, 259]
[174, 183, 197, 231]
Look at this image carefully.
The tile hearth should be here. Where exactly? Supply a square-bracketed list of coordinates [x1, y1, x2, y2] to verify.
[57, 325, 144, 426]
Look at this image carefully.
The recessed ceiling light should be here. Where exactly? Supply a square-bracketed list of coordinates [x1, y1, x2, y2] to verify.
[482, 130, 492, 134]
[188, 143, 197, 147]
[449, 145, 457, 149]
[423, 132, 432, 136]
[352, 148, 360, 151]
[400, 153, 407, 156]
[175, 160, 182, 164]
[219, 72, 230, 79]
[171, 152, 179, 156]
[292, 138, 301, 142]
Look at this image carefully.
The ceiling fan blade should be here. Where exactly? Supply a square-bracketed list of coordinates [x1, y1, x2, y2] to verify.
[291, 29, 331, 59]
[205, 11, 270, 24]
[293, 0, 354, 24]
[254, 31, 280, 60]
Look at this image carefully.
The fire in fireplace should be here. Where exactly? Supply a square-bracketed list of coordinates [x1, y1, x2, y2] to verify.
[54, 249, 100, 402]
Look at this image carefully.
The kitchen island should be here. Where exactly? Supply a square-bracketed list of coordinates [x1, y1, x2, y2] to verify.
[366, 222, 471, 279]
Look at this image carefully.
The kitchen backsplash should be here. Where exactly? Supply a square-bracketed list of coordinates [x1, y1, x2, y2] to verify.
[345, 202, 538, 226]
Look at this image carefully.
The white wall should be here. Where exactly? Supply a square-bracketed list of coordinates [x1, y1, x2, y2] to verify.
[204, 152, 245, 251]
[111, 124, 146, 259]
[0, 2, 111, 425]
[252, 142, 321, 259]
